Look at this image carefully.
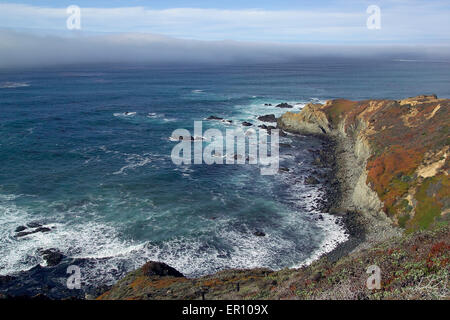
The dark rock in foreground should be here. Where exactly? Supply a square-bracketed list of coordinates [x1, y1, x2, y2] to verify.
[142, 261, 184, 278]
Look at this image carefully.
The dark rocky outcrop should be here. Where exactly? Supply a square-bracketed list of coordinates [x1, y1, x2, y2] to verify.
[15, 226, 52, 238]
[142, 261, 184, 278]
[39, 249, 65, 267]
[257, 114, 276, 122]
[275, 103, 293, 108]
[206, 115, 223, 120]
[15, 226, 27, 232]
[258, 124, 276, 131]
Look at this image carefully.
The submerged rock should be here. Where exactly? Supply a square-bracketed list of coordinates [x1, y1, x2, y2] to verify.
[241, 121, 253, 126]
[0, 275, 16, 286]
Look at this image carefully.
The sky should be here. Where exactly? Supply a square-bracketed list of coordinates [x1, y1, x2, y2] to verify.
[0, 0, 449, 67]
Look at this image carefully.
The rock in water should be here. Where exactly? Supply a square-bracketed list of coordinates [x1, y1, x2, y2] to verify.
[206, 115, 223, 120]
[39, 249, 65, 267]
[15, 226, 52, 238]
[257, 114, 277, 122]
[275, 103, 293, 108]
[27, 222, 43, 228]
[15, 226, 27, 232]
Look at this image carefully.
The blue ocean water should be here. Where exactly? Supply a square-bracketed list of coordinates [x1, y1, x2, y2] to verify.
[1, 59, 449, 286]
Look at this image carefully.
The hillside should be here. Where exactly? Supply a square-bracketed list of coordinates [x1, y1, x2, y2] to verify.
[279, 95, 449, 232]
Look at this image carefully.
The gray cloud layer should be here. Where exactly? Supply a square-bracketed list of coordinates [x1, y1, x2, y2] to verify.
[1, 29, 450, 69]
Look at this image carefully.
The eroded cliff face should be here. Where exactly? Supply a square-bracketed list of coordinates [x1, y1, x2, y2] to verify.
[278, 95, 449, 232]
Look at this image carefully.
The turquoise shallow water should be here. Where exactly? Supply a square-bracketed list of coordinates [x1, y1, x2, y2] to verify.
[1, 59, 450, 286]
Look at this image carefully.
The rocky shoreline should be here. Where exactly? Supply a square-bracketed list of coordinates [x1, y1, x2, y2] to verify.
[2, 96, 448, 300]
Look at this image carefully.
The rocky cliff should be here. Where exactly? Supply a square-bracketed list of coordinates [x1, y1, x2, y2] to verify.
[279, 95, 449, 232]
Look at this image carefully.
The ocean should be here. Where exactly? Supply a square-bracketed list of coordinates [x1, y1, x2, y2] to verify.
[1, 59, 450, 291]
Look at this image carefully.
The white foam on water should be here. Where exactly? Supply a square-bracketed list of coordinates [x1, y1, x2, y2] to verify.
[137, 227, 294, 278]
[0, 194, 309, 282]
[0, 195, 143, 279]
[147, 112, 159, 118]
[0, 82, 30, 89]
[273, 167, 349, 268]
[113, 153, 153, 175]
